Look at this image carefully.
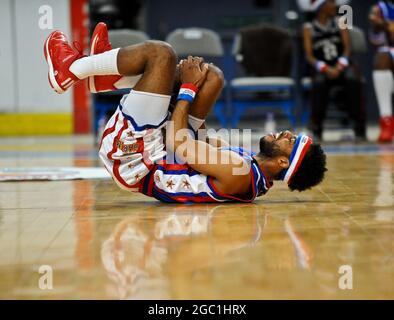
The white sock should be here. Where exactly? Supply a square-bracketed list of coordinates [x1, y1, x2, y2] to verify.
[69, 48, 121, 79]
[114, 75, 142, 89]
[188, 115, 205, 132]
[373, 70, 393, 117]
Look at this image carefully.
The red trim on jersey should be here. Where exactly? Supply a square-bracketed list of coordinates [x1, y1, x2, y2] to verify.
[152, 185, 215, 203]
[145, 168, 157, 196]
[180, 197, 215, 203]
[99, 113, 119, 150]
[172, 196, 213, 203]
[107, 118, 127, 161]
[136, 138, 144, 153]
[207, 167, 256, 203]
[106, 118, 141, 190]
[104, 115, 151, 190]
[155, 159, 189, 171]
[142, 156, 155, 171]
[163, 163, 190, 171]
[259, 166, 273, 188]
[113, 158, 143, 190]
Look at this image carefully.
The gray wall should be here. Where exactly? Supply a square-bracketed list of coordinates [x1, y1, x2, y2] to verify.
[0, 0, 72, 114]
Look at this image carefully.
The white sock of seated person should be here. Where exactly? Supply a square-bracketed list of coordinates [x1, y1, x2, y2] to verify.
[373, 70, 394, 117]
[69, 48, 121, 79]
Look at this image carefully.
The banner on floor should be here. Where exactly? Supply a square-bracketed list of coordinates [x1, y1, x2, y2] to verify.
[0, 167, 111, 181]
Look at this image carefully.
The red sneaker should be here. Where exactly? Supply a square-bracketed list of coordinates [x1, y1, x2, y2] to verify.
[44, 31, 84, 94]
[88, 22, 122, 93]
[378, 116, 394, 143]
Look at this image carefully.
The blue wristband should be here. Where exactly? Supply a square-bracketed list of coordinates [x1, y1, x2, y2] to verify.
[176, 84, 198, 103]
[177, 93, 194, 103]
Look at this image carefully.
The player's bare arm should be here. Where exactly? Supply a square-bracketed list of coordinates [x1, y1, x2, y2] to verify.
[303, 25, 317, 67]
[339, 28, 351, 58]
[167, 57, 251, 196]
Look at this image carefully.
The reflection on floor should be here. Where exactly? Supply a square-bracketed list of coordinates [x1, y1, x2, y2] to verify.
[0, 136, 393, 299]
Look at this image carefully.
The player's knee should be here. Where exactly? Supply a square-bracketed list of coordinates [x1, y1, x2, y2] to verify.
[156, 41, 177, 62]
[207, 64, 225, 89]
[146, 40, 177, 66]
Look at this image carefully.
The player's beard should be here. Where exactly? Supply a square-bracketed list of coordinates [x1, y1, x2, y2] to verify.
[259, 137, 286, 158]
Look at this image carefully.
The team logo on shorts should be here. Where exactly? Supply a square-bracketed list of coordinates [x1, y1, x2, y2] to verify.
[116, 138, 141, 154]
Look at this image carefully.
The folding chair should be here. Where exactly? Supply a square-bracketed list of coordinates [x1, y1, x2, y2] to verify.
[229, 25, 297, 128]
[165, 28, 228, 127]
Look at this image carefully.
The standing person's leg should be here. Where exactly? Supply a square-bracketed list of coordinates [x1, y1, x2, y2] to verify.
[343, 66, 366, 140]
[310, 72, 330, 141]
[372, 51, 394, 143]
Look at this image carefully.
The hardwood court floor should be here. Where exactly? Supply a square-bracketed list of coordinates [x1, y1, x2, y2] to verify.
[0, 136, 393, 299]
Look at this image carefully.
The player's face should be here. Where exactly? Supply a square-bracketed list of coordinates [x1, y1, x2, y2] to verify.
[260, 131, 297, 158]
[324, 0, 337, 16]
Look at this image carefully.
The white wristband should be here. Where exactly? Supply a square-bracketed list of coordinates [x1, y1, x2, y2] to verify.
[338, 56, 349, 68]
[315, 61, 328, 73]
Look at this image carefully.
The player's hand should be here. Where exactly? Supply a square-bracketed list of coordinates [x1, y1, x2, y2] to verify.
[179, 56, 209, 88]
[334, 65, 344, 76]
[326, 67, 341, 80]
[177, 57, 205, 69]
[175, 57, 205, 83]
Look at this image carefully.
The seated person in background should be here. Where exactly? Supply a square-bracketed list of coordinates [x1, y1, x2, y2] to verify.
[369, 0, 394, 143]
[303, 0, 366, 142]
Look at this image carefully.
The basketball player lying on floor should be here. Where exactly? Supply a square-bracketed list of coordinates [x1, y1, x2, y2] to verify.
[44, 23, 327, 203]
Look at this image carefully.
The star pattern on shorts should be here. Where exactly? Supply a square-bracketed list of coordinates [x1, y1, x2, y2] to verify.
[155, 175, 161, 183]
[135, 173, 141, 181]
[128, 163, 135, 169]
[166, 179, 175, 190]
[182, 180, 191, 189]
[126, 131, 135, 138]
